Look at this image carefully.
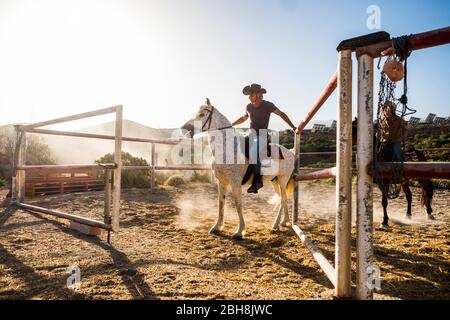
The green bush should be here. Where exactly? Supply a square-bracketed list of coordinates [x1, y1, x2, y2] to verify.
[190, 171, 211, 183]
[165, 175, 187, 187]
[0, 129, 56, 180]
[155, 172, 171, 186]
[95, 152, 151, 188]
[0, 178, 7, 187]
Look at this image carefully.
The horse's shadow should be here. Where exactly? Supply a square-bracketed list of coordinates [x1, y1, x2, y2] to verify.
[0, 205, 158, 300]
[213, 230, 334, 292]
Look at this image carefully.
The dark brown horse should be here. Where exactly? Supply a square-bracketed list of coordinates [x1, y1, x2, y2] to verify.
[352, 118, 434, 227]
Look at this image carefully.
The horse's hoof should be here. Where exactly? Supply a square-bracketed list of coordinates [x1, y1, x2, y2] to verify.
[231, 233, 243, 240]
[272, 225, 280, 231]
[405, 215, 412, 220]
[209, 226, 222, 235]
[281, 222, 290, 228]
[379, 223, 389, 229]
[427, 215, 435, 220]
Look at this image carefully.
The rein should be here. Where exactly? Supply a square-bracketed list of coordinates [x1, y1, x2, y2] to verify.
[201, 106, 233, 132]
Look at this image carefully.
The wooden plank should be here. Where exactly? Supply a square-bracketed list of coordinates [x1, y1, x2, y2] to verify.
[69, 221, 103, 236]
[26, 128, 181, 145]
[111, 106, 123, 232]
[17, 164, 116, 172]
[20, 106, 120, 131]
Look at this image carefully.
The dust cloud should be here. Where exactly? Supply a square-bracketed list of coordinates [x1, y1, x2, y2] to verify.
[173, 182, 447, 233]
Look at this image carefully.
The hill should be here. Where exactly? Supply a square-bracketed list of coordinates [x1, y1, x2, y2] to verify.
[0, 121, 181, 165]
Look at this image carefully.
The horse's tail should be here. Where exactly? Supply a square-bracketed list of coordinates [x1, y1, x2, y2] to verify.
[267, 173, 296, 205]
[286, 174, 295, 196]
[411, 147, 434, 208]
[420, 179, 434, 207]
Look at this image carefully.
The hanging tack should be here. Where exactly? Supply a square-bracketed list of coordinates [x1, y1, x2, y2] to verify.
[383, 58, 404, 82]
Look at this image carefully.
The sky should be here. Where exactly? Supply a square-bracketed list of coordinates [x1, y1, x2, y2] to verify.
[0, 0, 449, 130]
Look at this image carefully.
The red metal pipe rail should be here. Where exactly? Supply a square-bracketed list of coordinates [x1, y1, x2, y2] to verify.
[295, 167, 337, 181]
[355, 26, 450, 57]
[372, 162, 450, 179]
[296, 72, 338, 133]
[409, 26, 450, 51]
[16, 203, 113, 231]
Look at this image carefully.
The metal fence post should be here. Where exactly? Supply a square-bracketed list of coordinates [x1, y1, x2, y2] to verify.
[335, 49, 353, 298]
[356, 53, 374, 300]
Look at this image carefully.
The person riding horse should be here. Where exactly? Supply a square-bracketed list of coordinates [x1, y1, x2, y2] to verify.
[232, 84, 297, 193]
[378, 101, 408, 162]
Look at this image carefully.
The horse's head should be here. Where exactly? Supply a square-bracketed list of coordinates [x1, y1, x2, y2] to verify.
[181, 98, 230, 138]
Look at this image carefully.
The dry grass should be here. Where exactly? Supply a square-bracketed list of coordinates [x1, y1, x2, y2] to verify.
[0, 183, 448, 300]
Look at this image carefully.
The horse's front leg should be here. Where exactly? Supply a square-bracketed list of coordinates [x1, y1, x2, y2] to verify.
[381, 192, 389, 227]
[280, 177, 291, 227]
[210, 182, 228, 234]
[271, 181, 283, 230]
[418, 179, 435, 220]
[230, 182, 245, 240]
[402, 182, 412, 219]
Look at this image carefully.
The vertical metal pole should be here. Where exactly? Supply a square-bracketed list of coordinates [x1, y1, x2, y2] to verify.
[104, 169, 112, 243]
[335, 49, 352, 298]
[11, 127, 19, 204]
[356, 54, 374, 300]
[111, 106, 123, 232]
[13, 127, 26, 203]
[104, 169, 112, 224]
[151, 143, 155, 193]
[210, 170, 215, 184]
[292, 133, 301, 225]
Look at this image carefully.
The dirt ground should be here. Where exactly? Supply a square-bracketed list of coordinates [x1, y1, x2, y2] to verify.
[0, 182, 448, 300]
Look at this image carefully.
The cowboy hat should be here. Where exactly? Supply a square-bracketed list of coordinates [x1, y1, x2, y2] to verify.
[242, 83, 267, 95]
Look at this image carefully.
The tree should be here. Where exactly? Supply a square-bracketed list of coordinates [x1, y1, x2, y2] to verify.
[0, 130, 56, 179]
[95, 152, 151, 188]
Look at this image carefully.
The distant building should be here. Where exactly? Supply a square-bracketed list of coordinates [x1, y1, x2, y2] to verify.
[433, 117, 446, 125]
[312, 124, 326, 132]
[408, 117, 421, 126]
[330, 120, 337, 130]
[421, 113, 436, 124]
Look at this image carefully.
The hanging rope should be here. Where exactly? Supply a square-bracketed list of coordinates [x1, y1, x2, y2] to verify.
[373, 35, 417, 199]
[392, 35, 416, 118]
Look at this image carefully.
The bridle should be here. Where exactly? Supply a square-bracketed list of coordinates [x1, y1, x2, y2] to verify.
[201, 106, 232, 132]
[201, 106, 214, 131]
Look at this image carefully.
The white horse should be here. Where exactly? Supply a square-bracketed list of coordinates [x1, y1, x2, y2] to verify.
[181, 99, 295, 239]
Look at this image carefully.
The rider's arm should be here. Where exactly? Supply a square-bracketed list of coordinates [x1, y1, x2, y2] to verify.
[273, 108, 296, 130]
[232, 113, 249, 126]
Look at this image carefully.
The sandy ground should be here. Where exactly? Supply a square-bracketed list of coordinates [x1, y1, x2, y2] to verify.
[0, 182, 448, 300]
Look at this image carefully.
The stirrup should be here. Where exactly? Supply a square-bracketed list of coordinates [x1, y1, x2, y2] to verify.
[261, 159, 273, 167]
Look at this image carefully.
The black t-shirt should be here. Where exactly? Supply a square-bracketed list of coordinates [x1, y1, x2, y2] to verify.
[245, 100, 277, 130]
